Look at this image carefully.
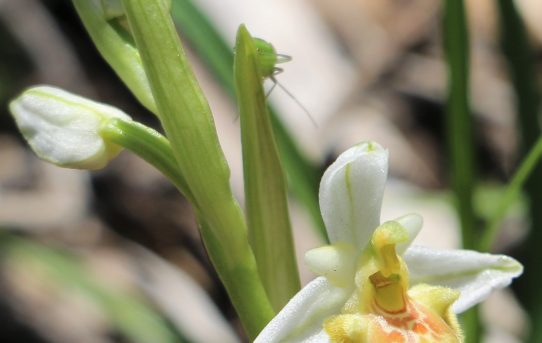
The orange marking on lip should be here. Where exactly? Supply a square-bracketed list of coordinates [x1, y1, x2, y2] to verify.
[413, 322, 428, 334]
[387, 330, 405, 342]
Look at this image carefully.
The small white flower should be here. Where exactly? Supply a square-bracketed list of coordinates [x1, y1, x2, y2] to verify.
[10, 85, 131, 170]
[255, 141, 523, 343]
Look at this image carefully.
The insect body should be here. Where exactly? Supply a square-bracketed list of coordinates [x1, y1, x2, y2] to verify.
[253, 38, 291, 78]
[252, 38, 317, 126]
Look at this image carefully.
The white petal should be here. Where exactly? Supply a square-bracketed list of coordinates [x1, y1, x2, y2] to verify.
[403, 245, 523, 313]
[395, 213, 423, 254]
[10, 85, 131, 170]
[319, 141, 388, 249]
[255, 277, 346, 343]
[305, 243, 357, 288]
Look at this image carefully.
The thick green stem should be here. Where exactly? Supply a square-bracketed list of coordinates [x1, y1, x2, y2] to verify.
[121, 1, 273, 338]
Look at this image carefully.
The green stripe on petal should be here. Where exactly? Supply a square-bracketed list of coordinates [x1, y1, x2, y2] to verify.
[319, 141, 388, 249]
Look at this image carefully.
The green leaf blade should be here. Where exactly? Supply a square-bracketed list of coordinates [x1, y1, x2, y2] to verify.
[442, 1, 480, 342]
[170, 0, 328, 242]
[72, 0, 156, 113]
[496, 1, 542, 342]
[234, 25, 301, 312]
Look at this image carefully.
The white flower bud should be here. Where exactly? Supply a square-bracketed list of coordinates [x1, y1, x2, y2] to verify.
[10, 85, 131, 170]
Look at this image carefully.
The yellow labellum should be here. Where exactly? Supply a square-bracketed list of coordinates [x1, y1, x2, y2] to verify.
[324, 222, 463, 343]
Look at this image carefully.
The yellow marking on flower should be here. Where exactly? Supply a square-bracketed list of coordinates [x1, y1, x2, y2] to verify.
[370, 272, 405, 313]
[323, 222, 463, 342]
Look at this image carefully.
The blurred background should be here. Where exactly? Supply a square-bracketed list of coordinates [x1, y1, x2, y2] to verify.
[0, 0, 540, 342]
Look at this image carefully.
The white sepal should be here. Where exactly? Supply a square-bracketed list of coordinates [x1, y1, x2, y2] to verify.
[319, 141, 388, 249]
[395, 213, 423, 254]
[305, 243, 357, 288]
[403, 245, 523, 313]
[10, 85, 131, 170]
[254, 277, 346, 343]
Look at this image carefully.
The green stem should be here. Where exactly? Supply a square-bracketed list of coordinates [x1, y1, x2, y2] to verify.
[480, 135, 542, 252]
[495, 1, 542, 341]
[442, 1, 479, 342]
[461, 307, 480, 343]
[443, 0, 477, 250]
[170, 1, 327, 241]
[121, 1, 274, 338]
[100, 118, 195, 204]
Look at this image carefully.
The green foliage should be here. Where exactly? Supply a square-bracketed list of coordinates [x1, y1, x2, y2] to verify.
[442, 1, 479, 341]
[496, 1, 542, 342]
[121, 1, 274, 338]
[234, 25, 300, 312]
[170, 0, 327, 241]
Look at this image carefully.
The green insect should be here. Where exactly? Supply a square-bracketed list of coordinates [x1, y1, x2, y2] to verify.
[252, 38, 317, 126]
[253, 38, 291, 78]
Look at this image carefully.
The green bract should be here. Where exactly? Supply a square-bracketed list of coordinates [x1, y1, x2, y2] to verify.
[234, 25, 300, 312]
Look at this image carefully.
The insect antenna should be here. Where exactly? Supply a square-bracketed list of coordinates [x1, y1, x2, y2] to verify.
[265, 81, 278, 98]
[269, 75, 318, 127]
[276, 54, 292, 63]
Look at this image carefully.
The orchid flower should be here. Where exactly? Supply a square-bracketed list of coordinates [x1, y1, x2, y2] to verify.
[255, 141, 523, 343]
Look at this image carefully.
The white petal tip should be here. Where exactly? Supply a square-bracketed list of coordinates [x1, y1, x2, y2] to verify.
[319, 141, 389, 249]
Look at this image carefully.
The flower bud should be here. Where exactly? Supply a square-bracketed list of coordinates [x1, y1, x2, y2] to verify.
[10, 85, 131, 170]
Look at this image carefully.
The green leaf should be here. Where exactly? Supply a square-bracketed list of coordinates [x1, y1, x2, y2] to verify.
[442, 1, 480, 342]
[121, 0, 273, 338]
[170, 0, 234, 93]
[234, 25, 301, 312]
[480, 135, 542, 252]
[442, 0, 477, 250]
[72, 0, 156, 113]
[496, 2, 542, 342]
[170, 0, 327, 242]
